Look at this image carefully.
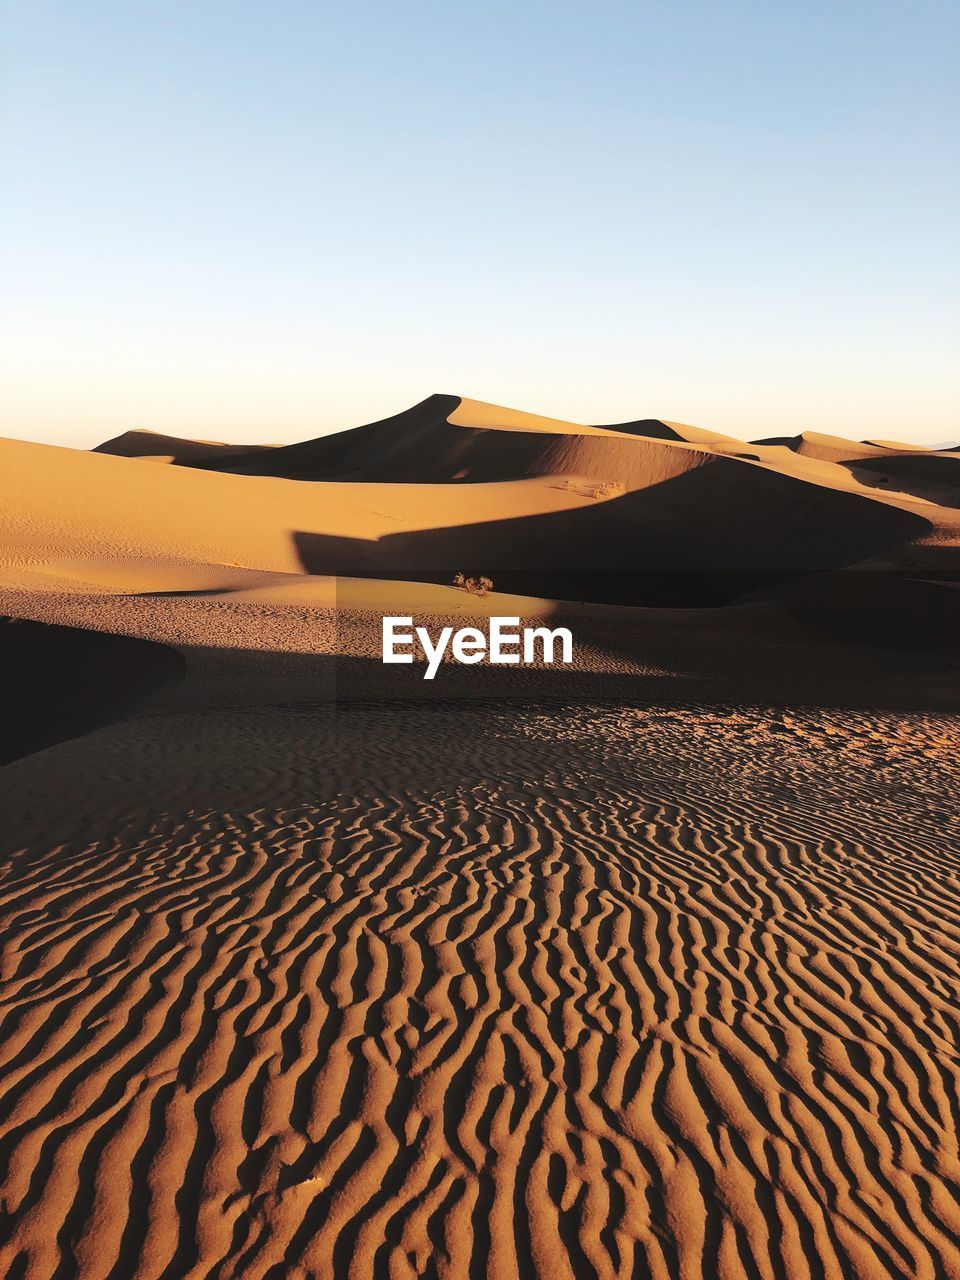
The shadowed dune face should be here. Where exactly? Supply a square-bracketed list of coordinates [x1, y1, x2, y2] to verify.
[589, 418, 687, 441]
[841, 453, 960, 509]
[794, 433, 896, 464]
[168, 396, 700, 485]
[95, 430, 275, 465]
[176, 394, 466, 480]
[292, 421, 712, 487]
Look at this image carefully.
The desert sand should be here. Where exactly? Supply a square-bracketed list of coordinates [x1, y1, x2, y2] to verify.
[1, 395, 959, 1278]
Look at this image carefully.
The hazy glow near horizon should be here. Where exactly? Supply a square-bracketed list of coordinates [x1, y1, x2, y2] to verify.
[1, 2, 957, 449]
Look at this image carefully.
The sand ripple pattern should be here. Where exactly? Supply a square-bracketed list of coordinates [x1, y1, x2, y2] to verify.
[1, 704, 958, 1279]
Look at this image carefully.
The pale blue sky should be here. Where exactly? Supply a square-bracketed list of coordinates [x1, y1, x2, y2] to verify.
[2, 1, 957, 446]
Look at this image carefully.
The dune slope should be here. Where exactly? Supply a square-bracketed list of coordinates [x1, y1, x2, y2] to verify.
[2, 393, 950, 605]
[95, 429, 275, 465]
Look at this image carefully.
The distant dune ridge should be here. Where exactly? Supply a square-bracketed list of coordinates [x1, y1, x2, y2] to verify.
[3, 394, 958, 605]
[1, 394, 959, 1278]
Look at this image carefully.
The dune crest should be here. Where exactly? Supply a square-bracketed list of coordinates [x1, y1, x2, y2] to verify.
[95, 428, 276, 465]
[2, 394, 956, 604]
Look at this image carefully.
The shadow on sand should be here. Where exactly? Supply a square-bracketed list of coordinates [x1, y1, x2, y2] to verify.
[292, 460, 930, 606]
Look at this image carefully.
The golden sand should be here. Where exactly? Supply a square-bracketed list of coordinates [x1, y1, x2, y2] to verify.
[1, 395, 958, 1277]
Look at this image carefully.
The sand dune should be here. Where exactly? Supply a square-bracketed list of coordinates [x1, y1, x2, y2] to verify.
[2, 394, 955, 605]
[165, 395, 712, 484]
[1, 393, 958, 1278]
[95, 428, 276, 466]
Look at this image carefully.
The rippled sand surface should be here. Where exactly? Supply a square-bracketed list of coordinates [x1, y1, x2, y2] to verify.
[2, 702, 958, 1279]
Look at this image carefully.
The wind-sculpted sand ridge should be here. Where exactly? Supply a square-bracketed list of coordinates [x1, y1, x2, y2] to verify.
[94, 430, 276, 466]
[1, 702, 958, 1279]
[3, 393, 958, 607]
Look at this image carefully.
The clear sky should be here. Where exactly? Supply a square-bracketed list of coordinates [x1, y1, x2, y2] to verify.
[2, 1, 957, 448]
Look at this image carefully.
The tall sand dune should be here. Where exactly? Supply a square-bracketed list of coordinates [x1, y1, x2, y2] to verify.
[163, 395, 709, 484]
[3, 394, 951, 604]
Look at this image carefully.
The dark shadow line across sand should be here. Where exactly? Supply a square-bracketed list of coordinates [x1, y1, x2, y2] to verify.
[292, 459, 932, 606]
